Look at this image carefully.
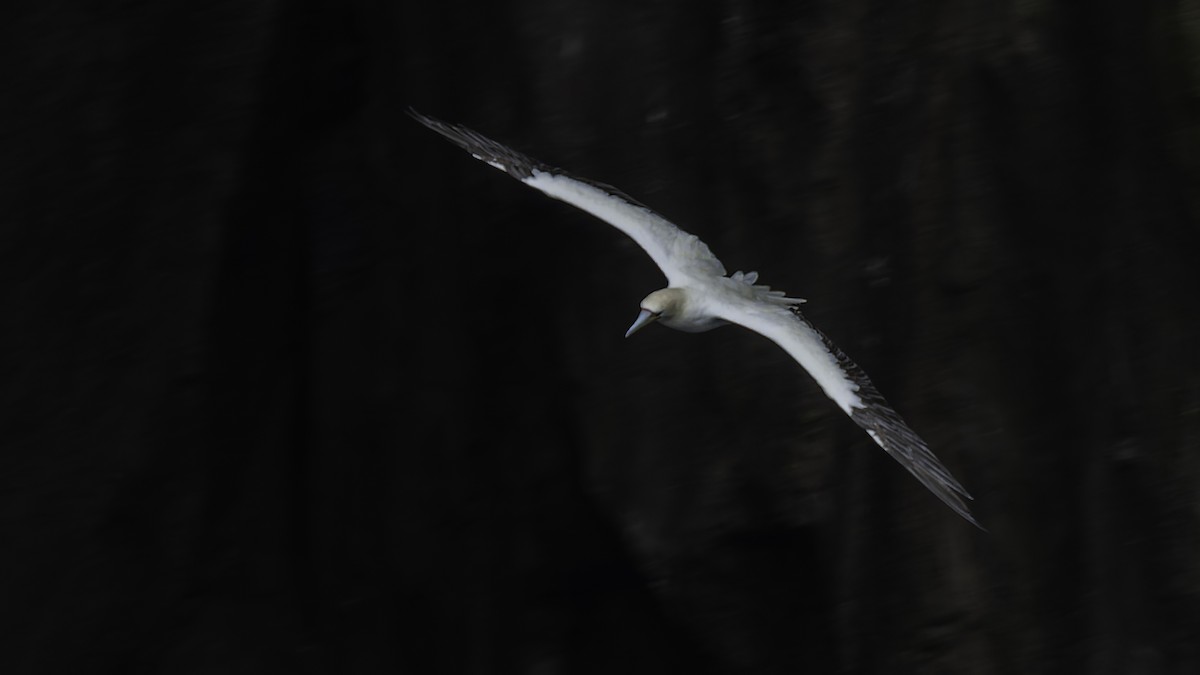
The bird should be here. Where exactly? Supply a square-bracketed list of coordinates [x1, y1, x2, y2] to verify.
[409, 109, 982, 529]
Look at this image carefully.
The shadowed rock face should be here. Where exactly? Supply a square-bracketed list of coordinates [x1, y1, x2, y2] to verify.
[3, 1, 1199, 673]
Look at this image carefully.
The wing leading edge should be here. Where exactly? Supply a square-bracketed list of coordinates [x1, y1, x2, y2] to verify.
[408, 109, 726, 285]
[719, 302, 982, 528]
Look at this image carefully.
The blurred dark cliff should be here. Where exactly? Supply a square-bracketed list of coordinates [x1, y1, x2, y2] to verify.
[2, 1, 1199, 673]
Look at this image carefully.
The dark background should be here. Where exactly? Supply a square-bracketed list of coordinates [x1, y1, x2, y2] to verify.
[3, 1, 1199, 673]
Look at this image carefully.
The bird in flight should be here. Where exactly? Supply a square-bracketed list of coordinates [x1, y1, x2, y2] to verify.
[410, 109, 981, 529]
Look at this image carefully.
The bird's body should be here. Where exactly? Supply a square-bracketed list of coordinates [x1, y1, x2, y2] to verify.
[639, 281, 757, 333]
[410, 109, 982, 529]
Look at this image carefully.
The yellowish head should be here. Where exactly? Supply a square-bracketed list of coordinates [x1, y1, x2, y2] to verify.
[625, 288, 684, 337]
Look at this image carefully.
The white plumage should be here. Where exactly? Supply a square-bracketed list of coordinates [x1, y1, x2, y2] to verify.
[410, 109, 981, 529]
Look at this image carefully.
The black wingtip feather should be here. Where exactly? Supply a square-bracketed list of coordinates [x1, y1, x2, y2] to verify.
[791, 308, 985, 530]
[407, 109, 669, 217]
[408, 108, 542, 179]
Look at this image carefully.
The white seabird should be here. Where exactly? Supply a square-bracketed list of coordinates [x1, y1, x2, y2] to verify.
[410, 109, 982, 529]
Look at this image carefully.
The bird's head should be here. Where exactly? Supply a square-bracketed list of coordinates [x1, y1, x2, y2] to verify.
[625, 288, 683, 338]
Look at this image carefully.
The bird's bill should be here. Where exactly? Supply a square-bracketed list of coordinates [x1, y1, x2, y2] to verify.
[624, 309, 659, 338]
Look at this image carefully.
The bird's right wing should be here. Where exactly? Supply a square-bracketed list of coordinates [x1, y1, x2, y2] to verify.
[409, 110, 727, 285]
[714, 297, 981, 528]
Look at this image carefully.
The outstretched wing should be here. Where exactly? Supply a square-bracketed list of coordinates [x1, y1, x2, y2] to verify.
[715, 299, 982, 528]
[409, 109, 726, 286]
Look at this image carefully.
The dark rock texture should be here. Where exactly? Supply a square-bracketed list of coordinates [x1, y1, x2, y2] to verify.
[3, 1, 1199, 672]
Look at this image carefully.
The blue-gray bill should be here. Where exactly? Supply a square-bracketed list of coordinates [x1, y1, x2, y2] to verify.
[625, 309, 658, 338]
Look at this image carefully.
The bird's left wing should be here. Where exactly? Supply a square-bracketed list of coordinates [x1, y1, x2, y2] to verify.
[409, 110, 726, 285]
[713, 296, 982, 528]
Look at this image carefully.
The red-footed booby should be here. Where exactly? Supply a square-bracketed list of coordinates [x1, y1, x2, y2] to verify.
[410, 109, 982, 529]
